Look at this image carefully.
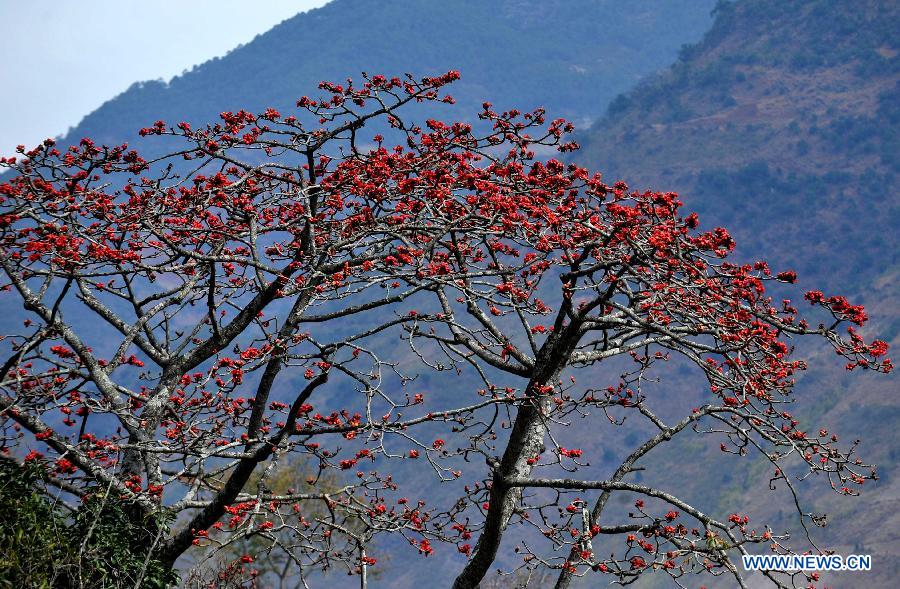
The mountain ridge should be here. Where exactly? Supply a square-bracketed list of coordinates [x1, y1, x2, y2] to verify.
[47, 0, 718, 153]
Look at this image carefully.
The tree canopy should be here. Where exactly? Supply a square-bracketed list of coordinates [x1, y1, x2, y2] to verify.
[0, 72, 891, 588]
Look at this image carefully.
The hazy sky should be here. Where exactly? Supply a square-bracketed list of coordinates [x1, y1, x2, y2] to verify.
[0, 1, 331, 157]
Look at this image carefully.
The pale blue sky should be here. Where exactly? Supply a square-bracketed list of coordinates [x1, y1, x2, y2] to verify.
[0, 1, 331, 157]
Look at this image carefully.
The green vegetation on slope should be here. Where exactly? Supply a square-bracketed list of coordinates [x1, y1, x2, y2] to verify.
[579, 0, 899, 290]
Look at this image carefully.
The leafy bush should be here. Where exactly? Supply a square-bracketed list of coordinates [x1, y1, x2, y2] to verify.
[0, 459, 176, 589]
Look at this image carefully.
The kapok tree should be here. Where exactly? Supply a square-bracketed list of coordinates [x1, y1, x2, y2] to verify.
[0, 72, 891, 589]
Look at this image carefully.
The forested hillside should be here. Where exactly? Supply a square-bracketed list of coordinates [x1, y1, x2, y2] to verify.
[579, 0, 898, 292]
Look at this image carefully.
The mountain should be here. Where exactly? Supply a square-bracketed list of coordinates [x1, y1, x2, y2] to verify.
[578, 0, 899, 293]
[6, 0, 899, 587]
[51, 0, 718, 153]
[573, 1, 899, 586]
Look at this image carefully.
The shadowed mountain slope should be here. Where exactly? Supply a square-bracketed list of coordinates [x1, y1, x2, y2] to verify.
[53, 0, 718, 152]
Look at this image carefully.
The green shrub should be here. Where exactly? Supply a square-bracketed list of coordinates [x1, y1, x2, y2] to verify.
[0, 460, 177, 589]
